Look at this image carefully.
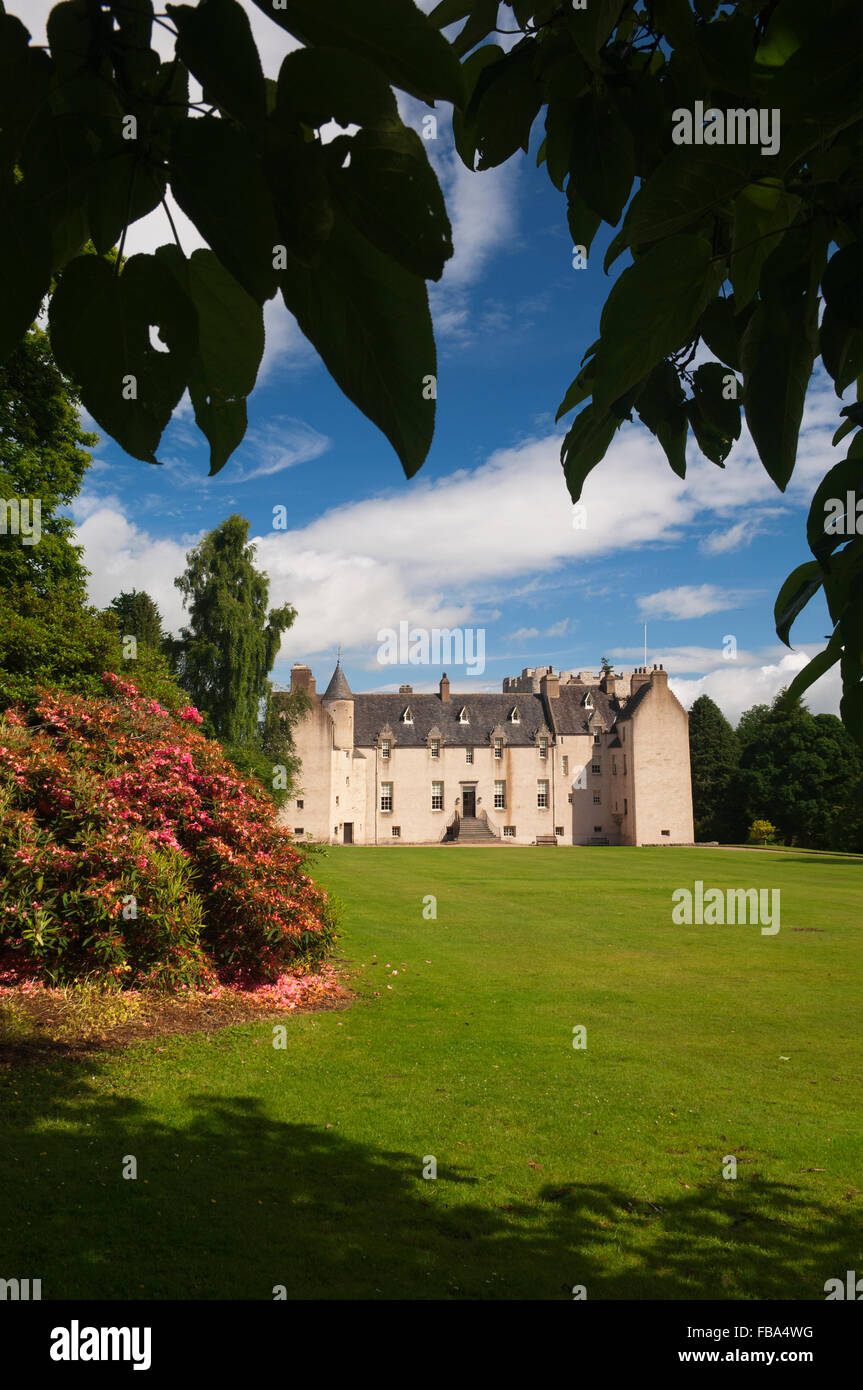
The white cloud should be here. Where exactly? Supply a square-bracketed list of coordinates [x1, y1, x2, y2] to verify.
[509, 626, 540, 641]
[669, 649, 841, 725]
[638, 584, 757, 621]
[546, 617, 570, 637]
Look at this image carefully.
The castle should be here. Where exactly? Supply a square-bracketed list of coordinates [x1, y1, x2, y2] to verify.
[275, 659, 694, 847]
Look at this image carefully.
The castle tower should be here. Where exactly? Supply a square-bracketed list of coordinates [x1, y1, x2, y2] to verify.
[322, 656, 354, 750]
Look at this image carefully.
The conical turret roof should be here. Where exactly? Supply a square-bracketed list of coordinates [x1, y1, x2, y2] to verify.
[323, 658, 353, 701]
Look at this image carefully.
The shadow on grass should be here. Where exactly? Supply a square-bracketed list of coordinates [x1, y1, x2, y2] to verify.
[1, 1056, 858, 1301]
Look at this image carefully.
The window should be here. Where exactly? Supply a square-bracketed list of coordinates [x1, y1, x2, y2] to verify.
[568, 793, 573, 804]
[402, 706, 413, 724]
[562, 756, 568, 775]
[555, 826, 564, 837]
[296, 799, 304, 810]
[494, 737, 503, 760]
[381, 739, 391, 759]
[458, 706, 469, 724]
[430, 738, 440, 758]
[612, 759, 617, 775]
[392, 825, 401, 838]
[662, 829, 670, 837]
[585, 694, 593, 709]
[537, 780, 549, 809]
[624, 798, 628, 815]
[594, 730, 601, 744]
[510, 707, 520, 723]
[494, 781, 506, 810]
[539, 736, 548, 759]
[593, 792, 601, 805]
[591, 761, 601, 775]
[335, 795, 339, 806]
[294, 828, 304, 836]
[466, 746, 474, 764]
[380, 783, 393, 812]
[623, 754, 627, 774]
[346, 776, 350, 786]
[594, 824, 602, 832]
[503, 825, 516, 838]
[431, 781, 444, 811]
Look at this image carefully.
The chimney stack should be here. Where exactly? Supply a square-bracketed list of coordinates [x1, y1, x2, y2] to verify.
[630, 666, 651, 693]
[439, 673, 450, 702]
[540, 671, 560, 700]
[290, 663, 316, 696]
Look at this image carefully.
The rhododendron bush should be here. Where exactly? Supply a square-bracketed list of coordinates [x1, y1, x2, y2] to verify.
[0, 674, 338, 990]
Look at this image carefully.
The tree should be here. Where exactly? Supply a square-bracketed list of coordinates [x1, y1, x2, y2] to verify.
[733, 692, 863, 848]
[432, 0, 863, 740]
[106, 589, 165, 650]
[688, 694, 740, 841]
[0, 327, 95, 598]
[173, 514, 294, 745]
[0, 0, 458, 477]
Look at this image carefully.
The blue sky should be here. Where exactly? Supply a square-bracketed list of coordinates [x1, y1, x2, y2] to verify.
[28, 1, 844, 725]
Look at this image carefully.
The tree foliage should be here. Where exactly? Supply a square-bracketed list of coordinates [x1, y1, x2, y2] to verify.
[0, 327, 95, 598]
[433, 0, 863, 741]
[0, 0, 459, 477]
[173, 514, 294, 746]
[728, 692, 863, 849]
[688, 692, 740, 841]
[106, 588, 165, 649]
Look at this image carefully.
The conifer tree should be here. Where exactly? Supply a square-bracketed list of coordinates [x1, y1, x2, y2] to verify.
[688, 694, 740, 842]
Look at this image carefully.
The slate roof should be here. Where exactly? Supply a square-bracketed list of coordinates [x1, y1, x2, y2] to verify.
[322, 659, 352, 701]
[352, 693, 549, 747]
[552, 684, 619, 735]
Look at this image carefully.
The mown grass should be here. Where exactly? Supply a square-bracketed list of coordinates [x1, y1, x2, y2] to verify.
[1, 846, 861, 1300]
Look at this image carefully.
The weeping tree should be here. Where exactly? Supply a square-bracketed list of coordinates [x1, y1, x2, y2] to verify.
[173, 514, 295, 745]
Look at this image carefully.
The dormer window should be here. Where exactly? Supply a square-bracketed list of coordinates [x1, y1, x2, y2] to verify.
[538, 735, 548, 759]
[584, 694, 594, 709]
[402, 706, 413, 724]
[509, 706, 520, 724]
[458, 706, 470, 724]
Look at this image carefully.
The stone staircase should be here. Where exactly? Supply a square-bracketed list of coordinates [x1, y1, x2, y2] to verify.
[450, 815, 498, 844]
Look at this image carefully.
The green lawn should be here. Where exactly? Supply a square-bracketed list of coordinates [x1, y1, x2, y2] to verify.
[2, 846, 862, 1300]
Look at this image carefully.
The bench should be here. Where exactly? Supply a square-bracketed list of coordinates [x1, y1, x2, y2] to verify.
[535, 835, 559, 846]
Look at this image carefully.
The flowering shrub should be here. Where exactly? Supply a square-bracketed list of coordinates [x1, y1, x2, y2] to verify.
[0, 675, 339, 989]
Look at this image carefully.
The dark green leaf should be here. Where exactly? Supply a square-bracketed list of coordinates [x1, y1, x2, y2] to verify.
[560, 405, 620, 503]
[465, 42, 544, 170]
[634, 360, 688, 478]
[691, 361, 741, 449]
[49, 252, 196, 463]
[616, 146, 758, 260]
[278, 215, 436, 478]
[593, 235, 720, 413]
[275, 46, 398, 129]
[170, 117, 279, 304]
[699, 295, 752, 372]
[568, 91, 634, 226]
[806, 455, 863, 561]
[449, 0, 500, 62]
[251, 0, 464, 106]
[157, 245, 264, 473]
[168, 0, 266, 125]
[822, 244, 863, 331]
[820, 305, 863, 397]
[774, 560, 824, 646]
[730, 181, 799, 309]
[740, 292, 818, 490]
[0, 191, 53, 363]
[782, 629, 842, 702]
[330, 122, 452, 282]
